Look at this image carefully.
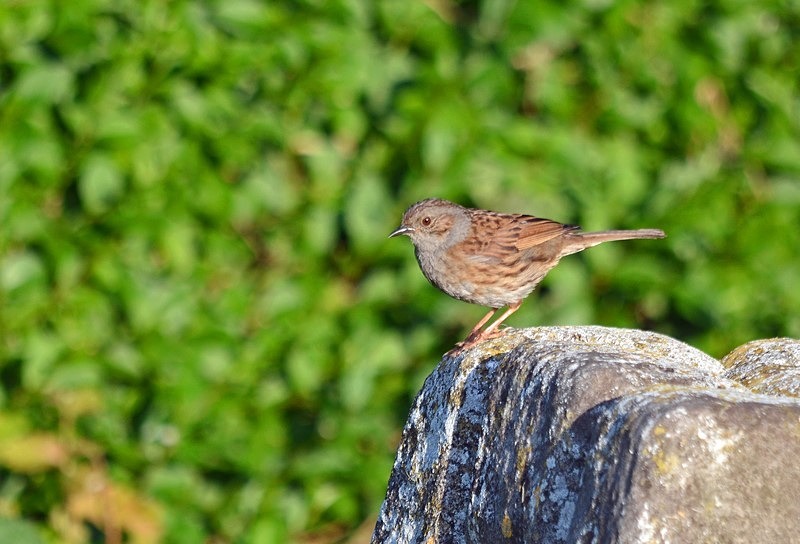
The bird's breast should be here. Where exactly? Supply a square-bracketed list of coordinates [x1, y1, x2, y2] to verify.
[414, 243, 551, 308]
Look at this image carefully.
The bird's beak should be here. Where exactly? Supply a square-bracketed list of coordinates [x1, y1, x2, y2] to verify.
[388, 225, 414, 238]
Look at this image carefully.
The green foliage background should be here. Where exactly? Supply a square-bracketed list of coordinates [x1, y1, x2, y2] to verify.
[1, 0, 799, 542]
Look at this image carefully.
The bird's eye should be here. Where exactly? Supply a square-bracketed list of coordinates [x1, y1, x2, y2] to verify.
[421, 217, 432, 226]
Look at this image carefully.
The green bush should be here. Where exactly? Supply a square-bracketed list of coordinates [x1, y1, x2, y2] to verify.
[1, 0, 798, 542]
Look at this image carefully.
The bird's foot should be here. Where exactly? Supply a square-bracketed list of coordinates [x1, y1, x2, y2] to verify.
[445, 328, 506, 356]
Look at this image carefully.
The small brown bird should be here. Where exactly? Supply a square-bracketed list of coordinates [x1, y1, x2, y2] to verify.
[389, 198, 665, 350]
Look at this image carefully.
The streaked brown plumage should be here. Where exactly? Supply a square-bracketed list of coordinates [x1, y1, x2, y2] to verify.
[389, 198, 665, 350]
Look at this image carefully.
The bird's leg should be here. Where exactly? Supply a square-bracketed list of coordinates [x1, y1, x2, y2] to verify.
[449, 301, 522, 354]
[479, 300, 521, 338]
[463, 308, 500, 343]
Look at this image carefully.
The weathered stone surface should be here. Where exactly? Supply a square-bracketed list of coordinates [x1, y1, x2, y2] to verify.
[722, 337, 800, 397]
[372, 326, 800, 544]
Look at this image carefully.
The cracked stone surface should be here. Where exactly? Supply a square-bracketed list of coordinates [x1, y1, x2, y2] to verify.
[372, 326, 800, 544]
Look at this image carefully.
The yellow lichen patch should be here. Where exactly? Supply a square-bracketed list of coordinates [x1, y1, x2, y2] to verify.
[532, 484, 542, 508]
[652, 448, 680, 474]
[649, 422, 677, 478]
[501, 512, 513, 538]
[516, 445, 531, 473]
[704, 497, 722, 513]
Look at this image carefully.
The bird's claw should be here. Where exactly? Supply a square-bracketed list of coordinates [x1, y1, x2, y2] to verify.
[446, 328, 506, 356]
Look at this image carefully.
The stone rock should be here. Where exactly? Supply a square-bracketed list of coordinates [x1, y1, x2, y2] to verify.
[372, 326, 800, 544]
[722, 337, 800, 397]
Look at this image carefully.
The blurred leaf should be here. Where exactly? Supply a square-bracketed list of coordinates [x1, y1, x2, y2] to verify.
[21, 331, 63, 390]
[344, 174, 392, 252]
[13, 63, 73, 104]
[0, 518, 44, 544]
[78, 153, 125, 214]
[0, 251, 45, 293]
[67, 468, 163, 544]
[0, 433, 67, 473]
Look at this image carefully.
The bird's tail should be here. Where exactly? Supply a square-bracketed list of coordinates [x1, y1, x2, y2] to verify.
[562, 229, 666, 255]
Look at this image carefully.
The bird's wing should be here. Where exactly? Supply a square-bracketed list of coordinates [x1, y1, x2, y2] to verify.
[459, 213, 576, 264]
[513, 216, 577, 250]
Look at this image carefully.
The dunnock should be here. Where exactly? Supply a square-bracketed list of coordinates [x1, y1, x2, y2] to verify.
[389, 198, 665, 350]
